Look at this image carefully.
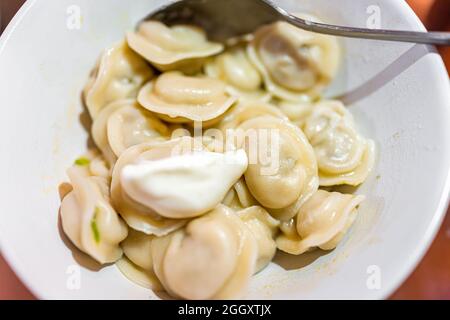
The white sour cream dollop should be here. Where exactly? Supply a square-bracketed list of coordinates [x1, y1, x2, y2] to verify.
[121, 149, 248, 219]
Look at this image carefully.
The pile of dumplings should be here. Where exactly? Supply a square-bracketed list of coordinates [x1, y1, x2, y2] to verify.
[60, 17, 375, 300]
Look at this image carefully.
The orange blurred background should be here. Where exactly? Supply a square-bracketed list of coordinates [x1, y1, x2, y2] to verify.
[406, 0, 450, 73]
[0, 0, 449, 300]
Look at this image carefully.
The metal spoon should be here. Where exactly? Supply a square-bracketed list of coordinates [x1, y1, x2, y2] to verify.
[144, 0, 450, 45]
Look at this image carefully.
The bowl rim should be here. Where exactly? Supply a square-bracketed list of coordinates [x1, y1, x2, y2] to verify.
[0, 0, 449, 300]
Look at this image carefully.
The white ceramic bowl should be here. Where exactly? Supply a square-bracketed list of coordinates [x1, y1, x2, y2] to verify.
[0, 0, 449, 300]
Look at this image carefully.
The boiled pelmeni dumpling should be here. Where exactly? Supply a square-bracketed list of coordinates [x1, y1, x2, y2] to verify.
[319, 140, 375, 186]
[138, 72, 237, 124]
[84, 41, 154, 119]
[108, 104, 169, 156]
[151, 205, 257, 299]
[121, 228, 154, 270]
[248, 15, 340, 101]
[236, 116, 318, 219]
[276, 190, 364, 255]
[116, 228, 162, 290]
[302, 100, 355, 139]
[60, 166, 128, 264]
[302, 100, 375, 186]
[92, 100, 127, 166]
[127, 21, 223, 73]
[205, 46, 270, 102]
[238, 206, 279, 273]
[116, 229, 162, 291]
[92, 99, 169, 166]
[116, 257, 162, 290]
[106, 101, 169, 157]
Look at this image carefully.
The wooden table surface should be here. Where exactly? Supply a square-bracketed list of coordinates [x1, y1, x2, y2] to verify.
[0, 0, 449, 300]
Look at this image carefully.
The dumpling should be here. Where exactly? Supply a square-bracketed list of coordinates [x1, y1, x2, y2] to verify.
[110, 139, 191, 236]
[276, 190, 364, 255]
[204, 46, 270, 102]
[92, 99, 169, 165]
[84, 41, 154, 119]
[91, 101, 126, 166]
[247, 16, 340, 102]
[107, 101, 169, 156]
[127, 21, 223, 73]
[121, 228, 154, 270]
[151, 205, 257, 299]
[237, 206, 279, 273]
[302, 100, 375, 186]
[236, 116, 319, 220]
[218, 100, 288, 132]
[60, 166, 128, 264]
[138, 72, 237, 124]
[116, 257, 162, 291]
[116, 228, 161, 290]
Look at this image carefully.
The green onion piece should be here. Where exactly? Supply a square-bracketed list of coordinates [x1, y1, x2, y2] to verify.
[74, 157, 90, 166]
[91, 207, 101, 244]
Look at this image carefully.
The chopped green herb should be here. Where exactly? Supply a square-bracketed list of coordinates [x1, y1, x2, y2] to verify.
[91, 207, 101, 244]
[74, 157, 90, 166]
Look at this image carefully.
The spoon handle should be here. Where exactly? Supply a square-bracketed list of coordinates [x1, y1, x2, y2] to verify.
[285, 14, 450, 46]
